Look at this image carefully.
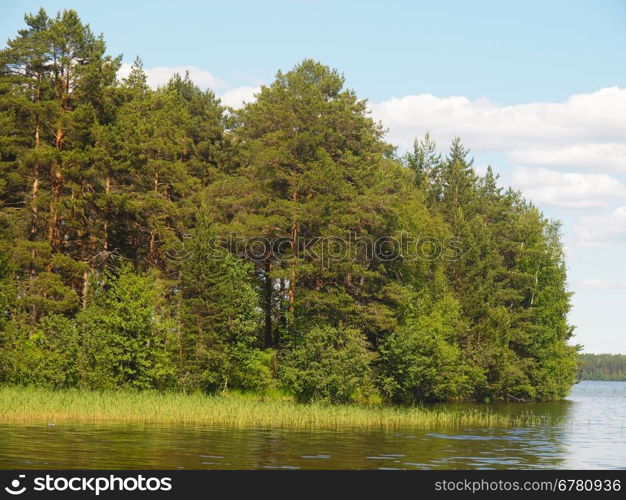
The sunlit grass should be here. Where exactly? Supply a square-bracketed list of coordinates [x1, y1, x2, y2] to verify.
[0, 386, 550, 429]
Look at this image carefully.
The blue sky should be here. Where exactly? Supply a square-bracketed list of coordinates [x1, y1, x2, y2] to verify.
[2, 0, 626, 352]
[3, 0, 626, 102]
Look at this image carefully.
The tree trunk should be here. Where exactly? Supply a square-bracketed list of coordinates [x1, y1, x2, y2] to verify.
[48, 166, 62, 252]
[30, 120, 40, 241]
[530, 255, 542, 308]
[264, 259, 273, 348]
[288, 221, 297, 314]
[48, 67, 70, 254]
[48, 124, 64, 253]
[177, 270, 184, 358]
[277, 276, 286, 346]
[288, 190, 299, 316]
[28, 118, 40, 332]
[30, 81, 41, 241]
[103, 176, 110, 251]
[149, 231, 156, 265]
[81, 269, 89, 309]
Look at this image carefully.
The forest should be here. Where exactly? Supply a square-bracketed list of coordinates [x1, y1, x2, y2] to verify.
[0, 9, 578, 405]
[578, 354, 626, 381]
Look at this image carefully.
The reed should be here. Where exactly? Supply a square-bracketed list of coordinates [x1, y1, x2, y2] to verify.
[0, 386, 548, 429]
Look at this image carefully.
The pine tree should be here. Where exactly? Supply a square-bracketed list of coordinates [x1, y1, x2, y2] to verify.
[404, 132, 441, 190]
[224, 60, 404, 347]
[0, 8, 120, 319]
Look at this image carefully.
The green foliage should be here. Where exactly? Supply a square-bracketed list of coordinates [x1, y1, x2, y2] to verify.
[379, 293, 481, 402]
[226, 59, 403, 347]
[77, 267, 177, 390]
[0, 8, 579, 404]
[179, 217, 270, 392]
[0, 315, 78, 388]
[279, 325, 375, 403]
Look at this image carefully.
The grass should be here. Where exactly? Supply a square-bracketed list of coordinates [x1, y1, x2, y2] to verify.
[0, 386, 550, 429]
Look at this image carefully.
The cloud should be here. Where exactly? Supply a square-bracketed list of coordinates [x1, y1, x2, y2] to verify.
[575, 279, 625, 290]
[575, 206, 626, 246]
[118, 63, 227, 90]
[509, 143, 626, 173]
[369, 86, 626, 171]
[512, 167, 626, 208]
[219, 86, 260, 109]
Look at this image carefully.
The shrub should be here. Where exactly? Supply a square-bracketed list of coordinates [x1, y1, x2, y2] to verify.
[279, 325, 375, 403]
[229, 345, 274, 392]
[378, 294, 481, 403]
[76, 267, 177, 390]
[0, 315, 78, 388]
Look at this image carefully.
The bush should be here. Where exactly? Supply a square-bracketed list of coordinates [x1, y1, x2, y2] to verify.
[179, 341, 273, 393]
[378, 295, 481, 403]
[30, 315, 79, 388]
[279, 325, 375, 403]
[378, 326, 478, 402]
[229, 345, 274, 392]
[77, 267, 177, 390]
[0, 315, 78, 388]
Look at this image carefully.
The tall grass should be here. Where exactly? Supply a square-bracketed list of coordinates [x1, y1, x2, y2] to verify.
[0, 386, 548, 429]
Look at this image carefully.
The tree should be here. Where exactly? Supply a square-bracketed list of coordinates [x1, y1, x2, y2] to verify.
[579, 354, 626, 381]
[0, 8, 120, 323]
[178, 215, 270, 392]
[404, 132, 441, 190]
[379, 291, 481, 402]
[2, 314, 79, 388]
[223, 59, 407, 348]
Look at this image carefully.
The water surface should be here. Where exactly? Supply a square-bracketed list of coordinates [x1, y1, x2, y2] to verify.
[0, 381, 624, 469]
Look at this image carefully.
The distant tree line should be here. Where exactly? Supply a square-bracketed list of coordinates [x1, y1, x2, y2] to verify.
[0, 9, 578, 403]
[578, 354, 626, 381]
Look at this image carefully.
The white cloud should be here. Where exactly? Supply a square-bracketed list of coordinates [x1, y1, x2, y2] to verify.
[575, 206, 626, 246]
[575, 279, 625, 290]
[473, 164, 489, 177]
[512, 167, 626, 208]
[219, 86, 260, 109]
[370, 86, 626, 171]
[509, 143, 626, 173]
[117, 63, 133, 81]
[118, 63, 227, 90]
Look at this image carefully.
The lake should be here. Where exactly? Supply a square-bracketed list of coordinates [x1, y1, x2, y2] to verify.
[0, 380, 624, 469]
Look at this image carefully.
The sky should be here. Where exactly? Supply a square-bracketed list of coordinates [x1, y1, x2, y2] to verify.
[2, 0, 626, 353]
